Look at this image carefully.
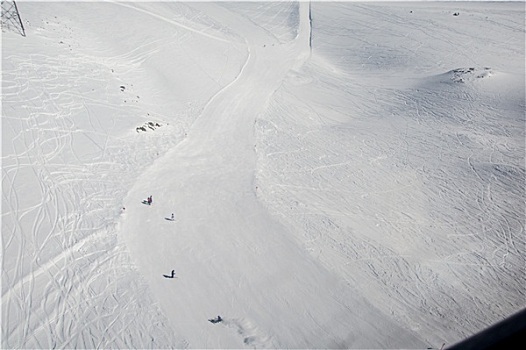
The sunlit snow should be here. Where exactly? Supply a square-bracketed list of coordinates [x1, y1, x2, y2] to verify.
[2, 1, 524, 349]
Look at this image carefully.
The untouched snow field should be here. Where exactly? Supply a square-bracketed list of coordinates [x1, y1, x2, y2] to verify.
[2, 1, 524, 349]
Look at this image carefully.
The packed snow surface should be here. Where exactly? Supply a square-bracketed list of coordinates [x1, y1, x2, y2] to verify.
[2, 1, 524, 349]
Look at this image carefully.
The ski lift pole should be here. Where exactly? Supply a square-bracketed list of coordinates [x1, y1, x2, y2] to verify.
[13, 0, 24, 36]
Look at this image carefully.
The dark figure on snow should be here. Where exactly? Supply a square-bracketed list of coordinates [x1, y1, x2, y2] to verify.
[163, 270, 176, 278]
[209, 315, 222, 324]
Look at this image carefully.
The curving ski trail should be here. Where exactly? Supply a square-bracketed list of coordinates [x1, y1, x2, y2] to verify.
[119, 2, 425, 348]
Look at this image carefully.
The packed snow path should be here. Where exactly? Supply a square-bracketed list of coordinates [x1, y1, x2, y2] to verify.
[120, 2, 425, 348]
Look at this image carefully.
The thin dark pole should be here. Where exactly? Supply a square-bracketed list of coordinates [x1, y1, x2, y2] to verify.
[12, 0, 24, 36]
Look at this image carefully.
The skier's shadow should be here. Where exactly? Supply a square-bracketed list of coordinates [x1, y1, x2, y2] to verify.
[164, 217, 175, 221]
[142, 200, 150, 205]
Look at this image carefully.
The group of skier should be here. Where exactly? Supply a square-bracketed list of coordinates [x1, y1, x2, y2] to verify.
[144, 195, 174, 220]
[143, 195, 222, 324]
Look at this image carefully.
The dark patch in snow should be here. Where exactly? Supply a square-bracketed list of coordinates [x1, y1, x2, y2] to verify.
[450, 67, 493, 83]
[136, 121, 163, 133]
[429, 67, 494, 85]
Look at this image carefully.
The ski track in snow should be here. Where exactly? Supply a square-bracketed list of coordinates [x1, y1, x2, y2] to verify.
[108, 1, 235, 45]
[2, 49, 180, 347]
[255, 1, 525, 345]
[2, 1, 244, 348]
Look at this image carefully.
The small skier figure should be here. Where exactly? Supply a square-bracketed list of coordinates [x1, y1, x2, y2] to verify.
[208, 315, 222, 324]
[163, 269, 176, 278]
[147, 195, 152, 205]
[171, 213, 174, 221]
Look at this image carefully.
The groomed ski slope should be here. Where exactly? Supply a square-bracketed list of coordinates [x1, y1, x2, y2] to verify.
[2, 1, 525, 349]
[120, 2, 424, 348]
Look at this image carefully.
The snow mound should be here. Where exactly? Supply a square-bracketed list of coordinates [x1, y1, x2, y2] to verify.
[135, 121, 164, 133]
[439, 67, 494, 84]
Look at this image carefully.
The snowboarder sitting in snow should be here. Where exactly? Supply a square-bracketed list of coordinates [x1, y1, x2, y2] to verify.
[208, 315, 222, 324]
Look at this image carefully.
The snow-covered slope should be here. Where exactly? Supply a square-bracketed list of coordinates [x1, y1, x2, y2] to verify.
[2, 1, 524, 349]
[255, 2, 525, 346]
[2, 2, 246, 348]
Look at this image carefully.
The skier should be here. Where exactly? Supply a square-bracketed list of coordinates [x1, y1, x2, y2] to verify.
[171, 213, 174, 221]
[208, 315, 222, 323]
[163, 269, 176, 278]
